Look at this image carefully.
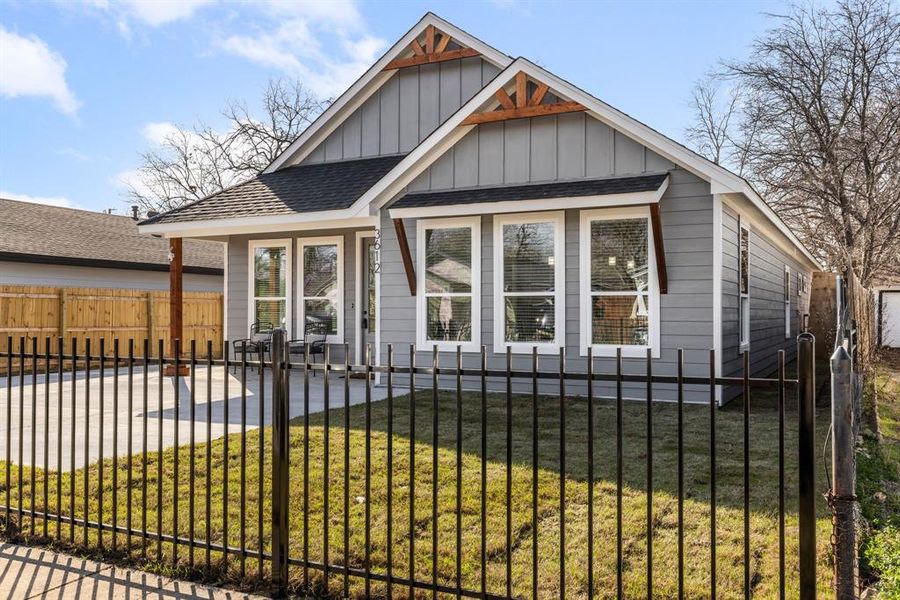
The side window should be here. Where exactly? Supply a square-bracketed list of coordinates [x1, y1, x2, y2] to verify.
[739, 224, 750, 349]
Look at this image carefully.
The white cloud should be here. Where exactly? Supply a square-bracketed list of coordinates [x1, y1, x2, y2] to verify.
[1, 190, 82, 209]
[216, 4, 387, 98]
[0, 26, 80, 115]
[120, 0, 214, 27]
[140, 121, 181, 145]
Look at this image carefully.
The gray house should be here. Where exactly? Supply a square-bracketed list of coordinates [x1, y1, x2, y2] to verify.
[140, 14, 820, 403]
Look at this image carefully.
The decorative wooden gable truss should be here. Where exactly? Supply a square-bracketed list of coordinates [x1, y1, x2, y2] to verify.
[383, 24, 481, 70]
[460, 71, 586, 125]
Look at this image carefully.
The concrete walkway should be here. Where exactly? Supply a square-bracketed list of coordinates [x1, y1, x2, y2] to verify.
[0, 542, 266, 599]
[0, 366, 389, 471]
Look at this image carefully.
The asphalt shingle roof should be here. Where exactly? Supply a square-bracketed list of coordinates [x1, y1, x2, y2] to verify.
[391, 173, 669, 209]
[141, 155, 405, 226]
[0, 198, 223, 273]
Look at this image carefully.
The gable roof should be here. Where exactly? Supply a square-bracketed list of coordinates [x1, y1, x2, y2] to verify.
[263, 13, 511, 173]
[349, 57, 822, 269]
[141, 155, 404, 226]
[0, 198, 222, 274]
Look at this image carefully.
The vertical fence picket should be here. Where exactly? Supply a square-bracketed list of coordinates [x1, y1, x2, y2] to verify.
[30, 337, 37, 537]
[142, 338, 149, 557]
[677, 348, 684, 600]
[69, 337, 76, 543]
[532, 347, 539, 600]
[409, 344, 416, 600]
[239, 342, 247, 578]
[56, 337, 63, 540]
[83, 338, 91, 545]
[743, 350, 751, 599]
[258, 345, 265, 582]
[323, 344, 331, 594]
[205, 339, 213, 570]
[505, 346, 512, 599]
[709, 349, 717, 600]
[480, 346, 487, 597]
[302, 344, 310, 591]
[173, 338, 181, 567]
[616, 348, 623, 600]
[221, 340, 229, 567]
[5, 336, 12, 533]
[587, 347, 594, 600]
[189, 340, 196, 569]
[455, 345, 463, 599]
[344, 345, 351, 599]
[43, 337, 50, 539]
[364, 344, 372, 598]
[433, 345, 440, 600]
[646, 348, 654, 600]
[386, 344, 394, 600]
[18, 337, 24, 531]
[560, 346, 567, 600]
[157, 339, 164, 562]
[777, 349, 786, 600]
[98, 340, 105, 548]
[126, 339, 134, 553]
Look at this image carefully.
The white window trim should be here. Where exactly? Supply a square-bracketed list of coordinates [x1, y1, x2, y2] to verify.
[784, 265, 791, 339]
[355, 230, 378, 364]
[739, 223, 750, 352]
[416, 216, 482, 353]
[492, 211, 566, 354]
[297, 236, 344, 343]
[579, 206, 660, 358]
[247, 238, 292, 338]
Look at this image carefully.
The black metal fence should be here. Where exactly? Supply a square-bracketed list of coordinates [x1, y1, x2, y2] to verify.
[0, 332, 819, 599]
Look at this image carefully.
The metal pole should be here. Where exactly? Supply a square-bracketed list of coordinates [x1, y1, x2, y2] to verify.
[271, 328, 289, 596]
[798, 331, 817, 600]
[831, 345, 858, 599]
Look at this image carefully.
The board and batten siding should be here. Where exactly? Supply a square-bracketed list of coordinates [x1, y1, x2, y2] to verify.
[720, 203, 813, 401]
[224, 229, 364, 364]
[407, 112, 676, 192]
[379, 166, 715, 402]
[302, 58, 501, 164]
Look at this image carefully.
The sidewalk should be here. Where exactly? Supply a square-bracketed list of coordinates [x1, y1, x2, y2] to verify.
[0, 542, 267, 599]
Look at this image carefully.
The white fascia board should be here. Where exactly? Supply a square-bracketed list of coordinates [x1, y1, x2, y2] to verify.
[138, 211, 377, 239]
[264, 13, 512, 173]
[388, 182, 667, 219]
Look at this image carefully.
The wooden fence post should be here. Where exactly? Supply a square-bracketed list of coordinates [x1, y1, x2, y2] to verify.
[831, 345, 858, 598]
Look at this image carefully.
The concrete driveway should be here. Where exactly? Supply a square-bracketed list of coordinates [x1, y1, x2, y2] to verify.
[0, 365, 388, 471]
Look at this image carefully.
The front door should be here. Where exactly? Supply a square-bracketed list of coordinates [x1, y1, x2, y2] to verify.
[360, 236, 378, 361]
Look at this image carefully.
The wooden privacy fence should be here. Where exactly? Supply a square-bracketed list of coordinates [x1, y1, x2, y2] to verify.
[0, 285, 223, 366]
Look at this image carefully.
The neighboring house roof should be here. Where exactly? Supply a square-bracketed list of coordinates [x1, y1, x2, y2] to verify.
[392, 173, 669, 210]
[140, 155, 405, 226]
[0, 198, 222, 275]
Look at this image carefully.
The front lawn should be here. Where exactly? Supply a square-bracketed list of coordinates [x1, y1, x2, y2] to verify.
[1, 367, 834, 598]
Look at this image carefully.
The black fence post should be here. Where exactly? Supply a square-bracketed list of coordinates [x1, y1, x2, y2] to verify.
[271, 328, 289, 596]
[797, 331, 817, 600]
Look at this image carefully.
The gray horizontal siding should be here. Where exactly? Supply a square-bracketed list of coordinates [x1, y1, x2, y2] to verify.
[303, 58, 500, 164]
[406, 112, 676, 192]
[720, 204, 813, 402]
[0, 261, 222, 292]
[378, 166, 714, 402]
[225, 228, 368, 364]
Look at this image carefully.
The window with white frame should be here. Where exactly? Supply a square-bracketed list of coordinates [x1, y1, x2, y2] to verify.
[580, 207, 660, 357]
[249, 240, 291, 334]
[739, 224, 750, 348]
[493, 212, 565, 352]
[417, 217, 481, 351]
[299, 237, 343, 340]
[784, 265, 791, 338]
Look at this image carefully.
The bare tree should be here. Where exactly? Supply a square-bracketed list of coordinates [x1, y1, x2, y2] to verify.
[685, 77, 742, 171]
[685, 0, 900, 288]
[124, 78, 328, 214]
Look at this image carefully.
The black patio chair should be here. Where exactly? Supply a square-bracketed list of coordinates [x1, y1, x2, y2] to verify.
[232, 320, 272, 373]
[288, 318, 330, 376]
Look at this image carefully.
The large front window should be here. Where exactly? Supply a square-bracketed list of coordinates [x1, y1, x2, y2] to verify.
[417, 216, 481, 351]
[249, 240, 291, 334]
[494, 212, 564, 352]
[299, 237, 343, 340]
[580, 208, 659, 357]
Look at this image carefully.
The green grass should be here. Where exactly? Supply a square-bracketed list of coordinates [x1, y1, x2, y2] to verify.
[1, 366, 835, 599]
[858, 349, 900, 597]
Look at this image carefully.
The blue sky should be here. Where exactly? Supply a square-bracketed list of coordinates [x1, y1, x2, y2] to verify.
[0, 0, 790, 213]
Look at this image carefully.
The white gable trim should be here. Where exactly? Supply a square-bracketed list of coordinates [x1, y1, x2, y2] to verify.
[354, 57, 822, 270]
[263, 13, 511, 174]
